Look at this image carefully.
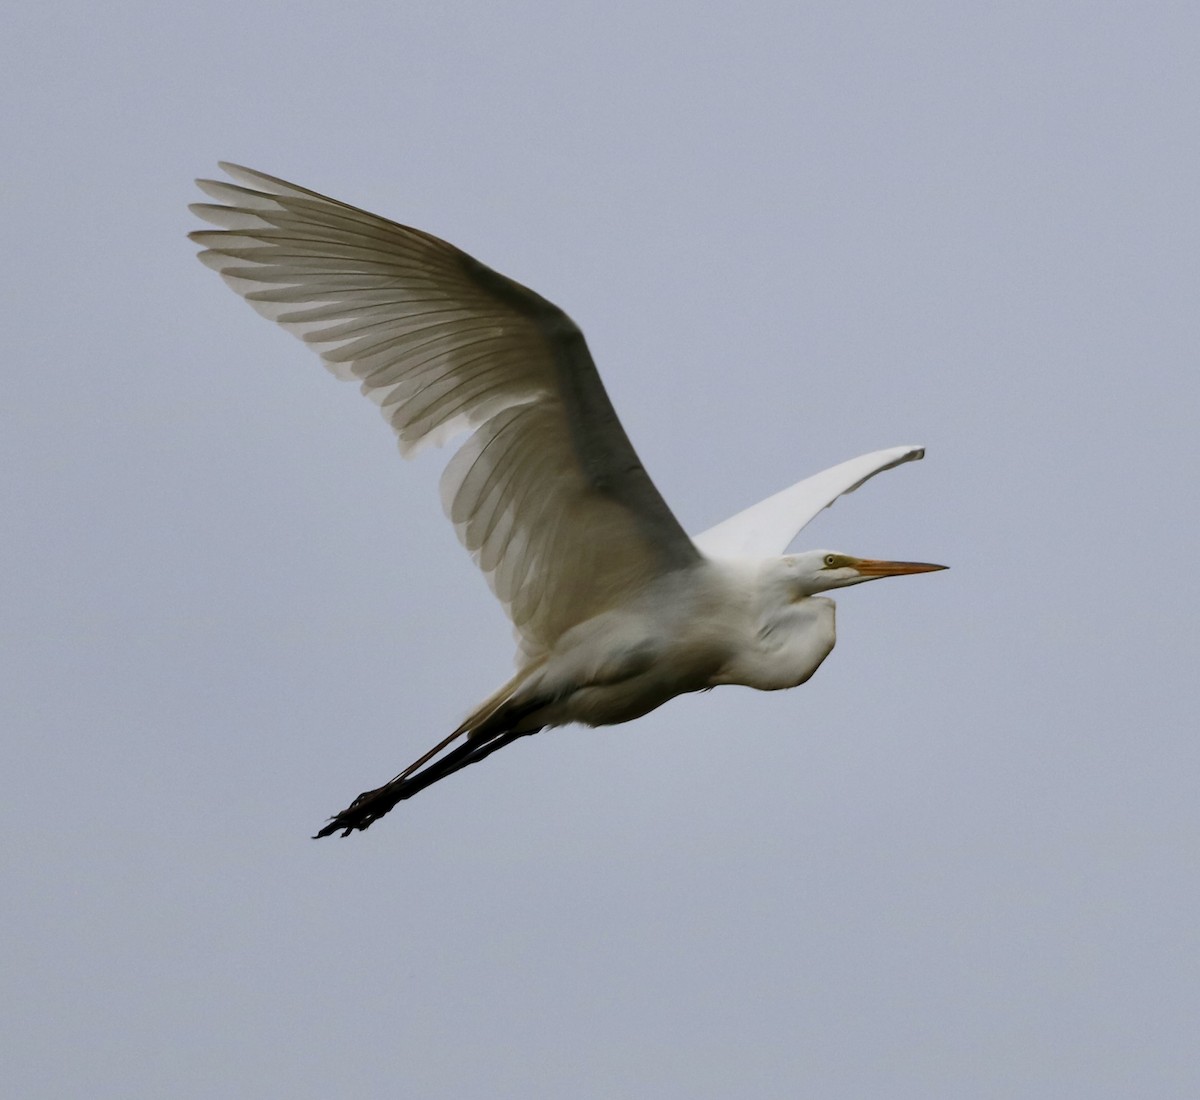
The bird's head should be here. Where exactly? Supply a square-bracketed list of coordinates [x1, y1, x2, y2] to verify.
[780, 549, 948, 597]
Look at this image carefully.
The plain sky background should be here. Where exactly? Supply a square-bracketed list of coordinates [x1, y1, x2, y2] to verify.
[4, 3, 1198, 1097]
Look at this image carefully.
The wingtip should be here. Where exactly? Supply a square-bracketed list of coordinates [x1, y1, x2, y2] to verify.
[883, 445, 925, 468]
[216, 159, 255, 178]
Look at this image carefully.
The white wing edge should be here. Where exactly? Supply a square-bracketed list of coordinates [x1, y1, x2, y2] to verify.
[691, 445, 926, 559]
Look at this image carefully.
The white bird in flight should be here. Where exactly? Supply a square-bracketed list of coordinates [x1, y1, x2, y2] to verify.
[190, 163, 947, 837]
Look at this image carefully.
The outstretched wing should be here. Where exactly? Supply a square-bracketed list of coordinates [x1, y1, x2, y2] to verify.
[692, 445, 926, 558]
[190, 164, 699, 662]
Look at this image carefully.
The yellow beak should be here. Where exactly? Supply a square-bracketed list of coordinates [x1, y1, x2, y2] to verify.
[852, 558, 949, 577]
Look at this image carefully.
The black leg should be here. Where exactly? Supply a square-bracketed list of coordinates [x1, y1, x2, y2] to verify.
[313, 725, 542, 838]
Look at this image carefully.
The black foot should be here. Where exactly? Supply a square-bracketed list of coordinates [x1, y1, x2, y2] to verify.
[313, 785, 395, 838]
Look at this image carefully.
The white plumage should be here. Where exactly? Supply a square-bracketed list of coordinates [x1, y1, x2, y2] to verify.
[190, 164, 945, 837]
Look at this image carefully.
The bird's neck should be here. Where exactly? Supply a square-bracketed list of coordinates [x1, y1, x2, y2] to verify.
[720, 595, 838, 691]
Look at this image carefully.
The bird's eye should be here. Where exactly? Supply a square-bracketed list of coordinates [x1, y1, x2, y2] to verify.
[824, 554, 837, 567]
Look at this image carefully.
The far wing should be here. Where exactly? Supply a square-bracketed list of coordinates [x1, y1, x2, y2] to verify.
[692, 445, 925, 558]
[190, 164, 700, 663]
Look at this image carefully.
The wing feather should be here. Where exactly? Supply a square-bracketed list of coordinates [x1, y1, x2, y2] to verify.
[692, 445, 926, 558]
[191, 163, 699, 662]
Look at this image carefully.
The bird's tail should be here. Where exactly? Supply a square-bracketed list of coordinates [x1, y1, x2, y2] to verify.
[314, 672, 545, 838]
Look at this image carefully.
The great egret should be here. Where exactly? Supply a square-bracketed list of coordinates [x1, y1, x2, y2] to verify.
[190, 164, 946, 837]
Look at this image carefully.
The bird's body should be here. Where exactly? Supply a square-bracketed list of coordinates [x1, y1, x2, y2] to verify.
[190, 164, 946, 836]
[491, 557, 834, 730]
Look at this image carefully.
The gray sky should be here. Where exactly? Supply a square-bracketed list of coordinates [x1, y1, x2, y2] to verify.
[4, 2, 1199, 1097]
